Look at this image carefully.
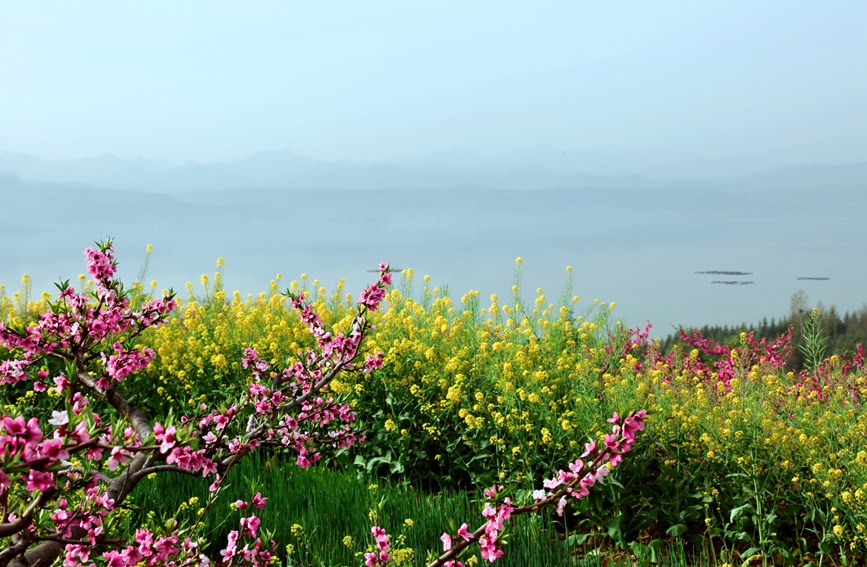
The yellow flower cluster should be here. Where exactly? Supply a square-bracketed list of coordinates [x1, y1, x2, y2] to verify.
[128, 264, 358, 405]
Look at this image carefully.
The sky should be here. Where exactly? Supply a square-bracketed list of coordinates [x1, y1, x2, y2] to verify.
[1, 2, 866, 332]
[1, 1, 865, 177]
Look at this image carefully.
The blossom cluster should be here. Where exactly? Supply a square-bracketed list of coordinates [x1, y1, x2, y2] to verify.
[0, 242, 393, 565]
[218, 492, 276, 566]
[0, 242, 175, 389]
[675, 327, 793, 392]
[363, 526, 392, 566]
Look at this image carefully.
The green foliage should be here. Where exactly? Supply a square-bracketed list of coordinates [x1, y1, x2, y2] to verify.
[799, 308, 828, 372]
[129, 455, 645, 566]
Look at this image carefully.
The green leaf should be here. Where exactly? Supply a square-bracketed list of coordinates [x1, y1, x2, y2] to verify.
[739, 548, 766, 567]
[666, 523, 687, 536]
[564, 532, 595, 545]
[604, 515, 624, 545]
[730, 503, 752, 523]
[629, 540, 664, 563]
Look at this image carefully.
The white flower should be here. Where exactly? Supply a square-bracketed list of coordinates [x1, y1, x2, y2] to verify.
[48, 410, 69, 427]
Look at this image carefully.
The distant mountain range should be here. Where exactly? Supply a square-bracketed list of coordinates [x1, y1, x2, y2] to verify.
[0, 150, 653, 193]
[1, 150, 864, 199]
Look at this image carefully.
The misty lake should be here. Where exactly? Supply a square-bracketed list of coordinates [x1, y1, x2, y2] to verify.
[2, 169, 865, 337]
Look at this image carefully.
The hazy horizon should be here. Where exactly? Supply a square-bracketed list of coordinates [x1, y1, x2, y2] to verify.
[2, 2, 865, 175]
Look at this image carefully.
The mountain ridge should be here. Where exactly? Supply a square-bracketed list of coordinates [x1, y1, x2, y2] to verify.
[2, 150, 863, 196]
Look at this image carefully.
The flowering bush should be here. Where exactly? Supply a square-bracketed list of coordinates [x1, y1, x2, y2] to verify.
[607, 325, 867, 562]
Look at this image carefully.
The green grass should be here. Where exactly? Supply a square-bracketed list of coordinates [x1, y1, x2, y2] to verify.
[126, 454, 713, 566]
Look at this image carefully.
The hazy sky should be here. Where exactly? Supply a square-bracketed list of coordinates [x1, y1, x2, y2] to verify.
[1, 2, 865, 174]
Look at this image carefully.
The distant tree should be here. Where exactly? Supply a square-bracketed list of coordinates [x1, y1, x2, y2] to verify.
[790, 290, 809, 321]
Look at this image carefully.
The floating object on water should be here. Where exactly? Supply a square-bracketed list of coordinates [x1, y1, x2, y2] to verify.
[696, 270, 753, 276]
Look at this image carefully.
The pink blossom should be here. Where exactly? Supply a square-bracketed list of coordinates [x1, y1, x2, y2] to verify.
[240, 514, 261, 537]
[37, 437, 69, 461]
[25, 469, 54, 492]
[84, 244, 117, 283]
[209, 474, 223, 492]
[479, 533, 503, 562]
[152, 422, 177, 454]
[357, 283, 387, 311]
[252, 492, 268, 509]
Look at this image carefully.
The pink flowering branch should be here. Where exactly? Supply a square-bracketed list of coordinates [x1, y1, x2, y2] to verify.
[0, 241, 393, 566]
[362, 411, 647, 567]
[422, 411, 647, 567]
